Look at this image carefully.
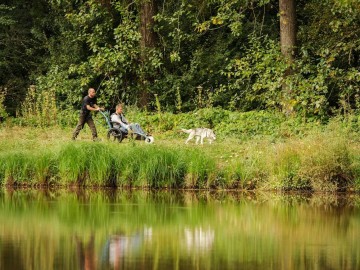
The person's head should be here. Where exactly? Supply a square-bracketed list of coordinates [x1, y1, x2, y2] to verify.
[88, 88, 96, 98]
[115, 103, 124, 114]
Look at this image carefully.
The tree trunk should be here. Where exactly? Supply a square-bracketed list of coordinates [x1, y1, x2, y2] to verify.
[99, 0, 111, 10]
[279, 0, 296, 63]
[279, 0, 297, 114]
[140, 0, 156, 49]
[139, 0, 157, 108]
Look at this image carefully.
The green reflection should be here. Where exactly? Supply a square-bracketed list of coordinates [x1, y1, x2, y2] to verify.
[0, 189, 359, 270]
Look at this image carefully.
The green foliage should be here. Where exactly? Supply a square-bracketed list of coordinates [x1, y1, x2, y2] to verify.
[0, 88, 8, 120]
[295, 0, 360, 116]
[0, 0, 359, 119]
[20, 86, 57, 127]
[0, 4, 15, 26]
[221, 35, 286, 110]
[0, 0, 56, 115]
[43, 0, 161, 109]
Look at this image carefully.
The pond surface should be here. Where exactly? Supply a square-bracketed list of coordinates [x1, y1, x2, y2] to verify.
[0, 189, 359, 270]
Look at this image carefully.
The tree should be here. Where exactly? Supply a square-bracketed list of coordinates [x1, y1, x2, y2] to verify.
[139, 0, 157, 107]
[140, 0, 157, 49]
[279, 0, 297, 113]
[0, 0, 52, 115]
[279, 0, 296, 63]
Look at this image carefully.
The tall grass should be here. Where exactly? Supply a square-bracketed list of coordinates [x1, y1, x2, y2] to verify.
[0, 126, 359, 191]
[264, 134, 353, 191]
[350, 146, 360, 190]
[20, 142, 219, 188]
[181, 148, 216, 188]
[58, 143, 88, 185]
[33, 150, 57, 185]
[297, 135, 352, 191]
[86, 143, 115, 186]
[0, 151, 34, 185]
[112, 145, 213, 188]
[266, 142, 305, 190]
[132, 146, 183, 188]
[0, 149, 57, 186]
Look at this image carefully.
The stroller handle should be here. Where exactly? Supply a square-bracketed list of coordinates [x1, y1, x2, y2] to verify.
[99, 110, 112, 129]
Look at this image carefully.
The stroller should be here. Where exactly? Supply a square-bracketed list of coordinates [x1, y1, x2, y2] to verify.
[100, 110, 154, 144]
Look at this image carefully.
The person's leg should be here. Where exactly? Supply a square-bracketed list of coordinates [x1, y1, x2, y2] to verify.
[119, 127, 128, 134]
[129, 123, 146, 135]
[113, 124, 128, 134]
[86, 117, 98, 140]
[72, 114, 86, 140]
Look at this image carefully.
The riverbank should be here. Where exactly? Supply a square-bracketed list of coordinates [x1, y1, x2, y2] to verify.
[1, 122, 360, 191]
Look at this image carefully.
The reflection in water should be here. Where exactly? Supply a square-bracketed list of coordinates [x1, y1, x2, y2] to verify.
[108, 234, 142, 263]
[75, 234, 96, 270]
[0, 241, 25, 270]
[184, 227, 214, 253]
[0, 189, 359, 270]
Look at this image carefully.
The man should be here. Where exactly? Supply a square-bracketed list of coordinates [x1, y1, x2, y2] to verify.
[72, 88, 104, 141]
[111, 103, 147, 136]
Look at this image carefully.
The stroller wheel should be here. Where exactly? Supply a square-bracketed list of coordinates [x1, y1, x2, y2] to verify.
[107, 128, 123, 143]
[145, 136, 154, 144]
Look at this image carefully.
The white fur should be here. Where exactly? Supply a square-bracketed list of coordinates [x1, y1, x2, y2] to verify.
[181, 128, 216, 144]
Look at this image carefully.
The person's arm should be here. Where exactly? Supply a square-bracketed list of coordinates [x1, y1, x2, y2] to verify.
[122, 115, 130, 124]
[86, 104, 98, 111]
[86, 104, 104, 111]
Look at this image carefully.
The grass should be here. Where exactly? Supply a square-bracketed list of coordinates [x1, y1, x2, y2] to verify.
[0, 121, 359, 191]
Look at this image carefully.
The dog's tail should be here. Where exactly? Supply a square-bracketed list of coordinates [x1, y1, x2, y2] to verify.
[180, 128, 192, 134]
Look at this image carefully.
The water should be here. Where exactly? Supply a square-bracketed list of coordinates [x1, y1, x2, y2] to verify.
[0, 189, 359, 270]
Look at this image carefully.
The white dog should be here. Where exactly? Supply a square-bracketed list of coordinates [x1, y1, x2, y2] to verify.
[181, 128, 216, 144]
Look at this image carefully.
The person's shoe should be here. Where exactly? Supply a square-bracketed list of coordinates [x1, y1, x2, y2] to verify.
[93, 137, 102, 142]
[72, 136, 76, 141]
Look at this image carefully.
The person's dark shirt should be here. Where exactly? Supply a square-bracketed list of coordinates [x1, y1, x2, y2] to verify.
[81, 96, 97, 115]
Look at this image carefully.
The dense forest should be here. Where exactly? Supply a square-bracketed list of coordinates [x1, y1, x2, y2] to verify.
[0, 0, 359, 118]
